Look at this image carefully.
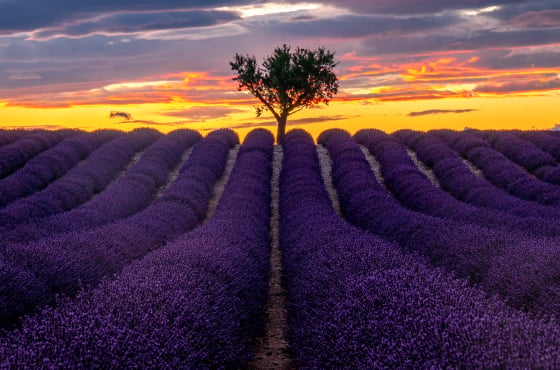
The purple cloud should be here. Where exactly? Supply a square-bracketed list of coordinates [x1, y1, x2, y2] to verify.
[0, 0, 247, 34]
[408, 109, 478, 117]
[160, 106, 245, 121]
[285, 0, 534, 15]
[475, 77, 560, 93]
[31, 10, 241, 40]
[510, 9, 560, 28]
[263, 14, 461, 39]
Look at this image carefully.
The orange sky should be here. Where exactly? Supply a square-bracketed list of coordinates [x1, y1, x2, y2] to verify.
[1, 2, 559, 139]
[2, 63, 558, 140]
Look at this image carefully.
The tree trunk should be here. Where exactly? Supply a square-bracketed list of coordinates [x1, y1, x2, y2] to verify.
[276, 115, 287, 144]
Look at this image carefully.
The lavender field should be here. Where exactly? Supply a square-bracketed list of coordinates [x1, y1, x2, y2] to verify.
[2, 127, 560, 368]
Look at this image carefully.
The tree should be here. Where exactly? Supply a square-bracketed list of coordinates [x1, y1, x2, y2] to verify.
[230, 44, 339, 143]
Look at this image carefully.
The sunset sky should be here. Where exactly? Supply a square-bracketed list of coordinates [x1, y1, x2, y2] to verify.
[1, 0, 559, 138]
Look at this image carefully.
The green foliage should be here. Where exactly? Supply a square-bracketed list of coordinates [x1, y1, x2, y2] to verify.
[230, 45, 339, 141]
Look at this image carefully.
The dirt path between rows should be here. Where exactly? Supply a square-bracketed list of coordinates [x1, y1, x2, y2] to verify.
[250, 145, 293, 370]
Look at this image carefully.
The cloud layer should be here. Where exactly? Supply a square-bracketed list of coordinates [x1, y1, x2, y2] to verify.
[0, 0, 559, 123]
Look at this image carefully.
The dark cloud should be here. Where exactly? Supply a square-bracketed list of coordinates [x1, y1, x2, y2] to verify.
[408, 108, 478, 117]
[0, 0, 249, 34]
[206, 120, 277, 130]
[475, 77, 560, 93]
[362, 88, 468, 102]
[484, 0, 560, 22]
[117, 119, 181, 126]
[264, 14, 461, 39]
[286, 0, 534, 15]
[509, 9, 560, 28]
[471, 49, 560, 70]
[362, 27, 560, 55]
[109, 111, 132, 120]
[31, 10, 240, 40]
[286, 115, 349, 124]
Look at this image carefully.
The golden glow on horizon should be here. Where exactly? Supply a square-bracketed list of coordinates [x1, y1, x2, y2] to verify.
[2, 92, 559, 141]
[1, 57, 559, 140]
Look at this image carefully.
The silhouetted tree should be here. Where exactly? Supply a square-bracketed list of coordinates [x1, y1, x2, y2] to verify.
[230, 44, 339, 143]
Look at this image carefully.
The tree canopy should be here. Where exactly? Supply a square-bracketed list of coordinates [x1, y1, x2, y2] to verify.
[230, 44, 339, 142]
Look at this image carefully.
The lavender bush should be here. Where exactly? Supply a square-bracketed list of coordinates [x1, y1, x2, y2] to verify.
[0, 130, 120, 207]
[484, 130, 560, 185]
[0, 128, 160, 225]
[393, 129, 560, 218]
[0, 129, 34, 148]
[520, 130, 560, 160]
[0, 129, 78, 179]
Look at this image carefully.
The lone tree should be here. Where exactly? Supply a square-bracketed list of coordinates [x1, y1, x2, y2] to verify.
[230, 44, 339, 143]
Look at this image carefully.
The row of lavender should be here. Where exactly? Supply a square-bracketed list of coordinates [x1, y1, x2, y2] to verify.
[0, 129, 79, 179]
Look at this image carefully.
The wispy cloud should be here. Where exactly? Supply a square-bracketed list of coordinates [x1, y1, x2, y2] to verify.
[0, 0, 247, 34]
[202, 115, 350, 131]
[408, 108, 478, 117]
[160, 106, 246, 121]
[475, 77, 560, 94]
[9, 73, 43, 80]
[30, 10, 241, 40]
[0, 124, 69, 130]
[510, 9, 560, 28]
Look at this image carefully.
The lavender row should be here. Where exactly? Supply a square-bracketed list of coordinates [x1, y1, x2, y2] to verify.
[483, 130, 560, 185]
[520, 130, 560, 161]
[0, 130, 120, 207]
[0, 129, 78, 179]
[280, 129, 560, 368]
[0, 129, 273, 368]
[434, 129, 560, 206]
[322, 129, 560, 316]
[394, 129, 560, 218]
[1, 129, 201, 244]
[0, 128, 160, 225]
[0, 129, 33, 148]
[352, 129, 560, 236]
[0, 129, 237, 328]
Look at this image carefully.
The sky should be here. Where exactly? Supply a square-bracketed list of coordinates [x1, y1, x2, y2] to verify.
[0, 0, 559, 138]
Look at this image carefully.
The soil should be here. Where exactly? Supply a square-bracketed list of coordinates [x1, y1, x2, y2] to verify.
[250, 146, 293, 370]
